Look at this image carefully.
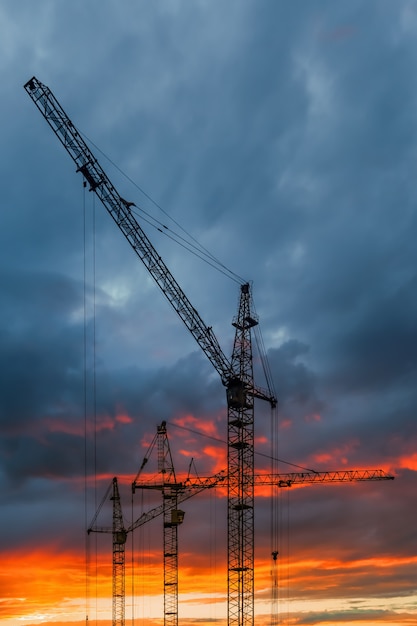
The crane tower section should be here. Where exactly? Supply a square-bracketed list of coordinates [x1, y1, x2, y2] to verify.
[227, 283, 257, 626]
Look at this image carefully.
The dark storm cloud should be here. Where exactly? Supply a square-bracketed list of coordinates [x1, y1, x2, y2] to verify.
[0, 265, 224, 485]
[324, 273, 417, 392]
[0, 269, 85, 429]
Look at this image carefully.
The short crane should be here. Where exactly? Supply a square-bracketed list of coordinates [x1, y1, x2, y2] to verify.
[87, 477, 127, 626]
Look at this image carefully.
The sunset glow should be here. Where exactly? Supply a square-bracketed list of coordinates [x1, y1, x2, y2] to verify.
[2, 540, 416, 626]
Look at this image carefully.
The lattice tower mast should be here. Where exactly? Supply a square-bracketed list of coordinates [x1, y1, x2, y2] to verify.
[227, 283, 257, 626]
[88, 477, 127, 626]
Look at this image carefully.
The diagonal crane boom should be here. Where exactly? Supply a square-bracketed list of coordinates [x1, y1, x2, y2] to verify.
[22, 79, 274, 399]
[23, 76, 230, 387]
[24, 76, 276, 626]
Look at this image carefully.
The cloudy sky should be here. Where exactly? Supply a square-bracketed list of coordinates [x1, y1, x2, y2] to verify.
[1, 1, 416, 625]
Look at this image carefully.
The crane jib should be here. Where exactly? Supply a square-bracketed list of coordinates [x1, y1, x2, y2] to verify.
[24, 76, 276, 407]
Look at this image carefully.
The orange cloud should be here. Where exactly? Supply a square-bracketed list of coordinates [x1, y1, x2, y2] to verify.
[313, 439, 360, 466]
[399, 453, 417, 471]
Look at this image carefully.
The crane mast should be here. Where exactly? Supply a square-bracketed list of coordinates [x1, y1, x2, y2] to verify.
[87, 477, 127, 626]
[157, 421, 184, 626]
[111, 478, 127, 626]
[227, 283, 257, 626]
[132, 421, 186, 626]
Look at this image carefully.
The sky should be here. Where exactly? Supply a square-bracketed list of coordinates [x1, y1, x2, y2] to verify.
[1, 1, 416, 625]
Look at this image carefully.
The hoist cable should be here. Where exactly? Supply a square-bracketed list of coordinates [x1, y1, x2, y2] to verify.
[83, 182, 90, 626]
[131, 207, 242, 284]
[130, 203, 245, 285]
[82, 184, 99, 623]
[251, 296, 276, 402]
[92, 193, 98, 513]
[80, 130, 245, 285]
[167, 421, 316, 473]
[270, 403, 279, 626]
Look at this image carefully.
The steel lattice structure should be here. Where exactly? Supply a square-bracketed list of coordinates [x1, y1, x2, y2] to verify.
[88, 477, 127, 626]
[24, 76, 276, 626]
[90, 430, 393, 626]
[111, 479, 127, 626]
[227, 284, 257, 626]
[24, 77, 394, 626]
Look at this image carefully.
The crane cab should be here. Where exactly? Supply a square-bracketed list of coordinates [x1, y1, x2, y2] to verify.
[170, 509, 185, 525]
[227, 377, 249, 409]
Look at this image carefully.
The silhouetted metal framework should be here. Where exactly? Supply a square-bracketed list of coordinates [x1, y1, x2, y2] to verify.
[227, 284, 256, 626]
[24, 76, 277, 626]
[88, 477, 127, 626]
[158, 422, 184, 626]
[24, 77, 397, 626]
[89, 431, 393, 626]
[131, 425, 394, 626]
[132, 421, 185, 626]
[112, 479, 127, 626]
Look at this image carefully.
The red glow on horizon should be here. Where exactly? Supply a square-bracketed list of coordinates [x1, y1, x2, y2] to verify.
[2, 532, 416, 626]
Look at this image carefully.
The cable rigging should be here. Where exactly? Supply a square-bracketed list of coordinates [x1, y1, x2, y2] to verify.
[167, 420, 316, 474]
[83, 185, 100, 626]
[79, 129, 245, 286]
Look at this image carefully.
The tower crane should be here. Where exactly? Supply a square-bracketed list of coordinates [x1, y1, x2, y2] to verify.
[130, 422, 394, 626]
[87, 477, 127, 626]
[131, 420, 186, 626]
[24, 76, 276, 626]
